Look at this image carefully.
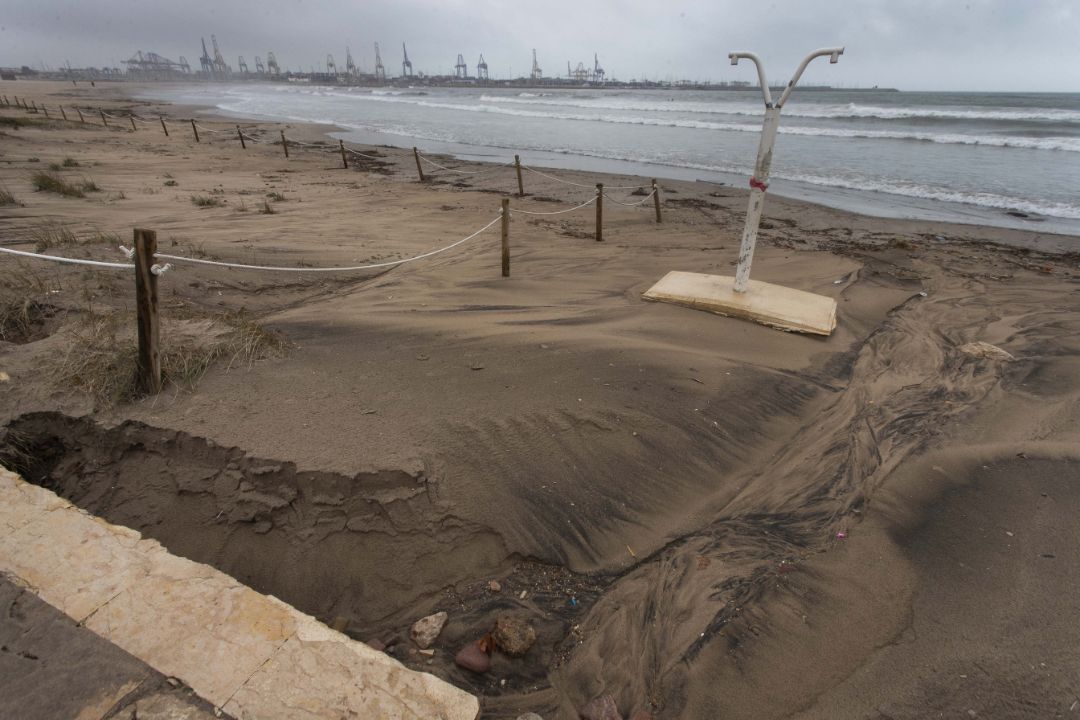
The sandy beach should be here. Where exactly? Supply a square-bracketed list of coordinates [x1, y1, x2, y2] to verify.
[2, 79, 1079, 719]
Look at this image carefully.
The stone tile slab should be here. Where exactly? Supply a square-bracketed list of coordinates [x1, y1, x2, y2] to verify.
[0, 467, 71, 537]
[0, 465, 479, 719]
[0, 576, 151, 720]
[86, 549, 297, 707]
[224, 612, 479, 720]
[643, 270, 838, 335]
[0, 499, 153, 622]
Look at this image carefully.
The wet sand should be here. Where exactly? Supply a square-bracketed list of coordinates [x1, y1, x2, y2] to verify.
[1, 79, 1079, 719]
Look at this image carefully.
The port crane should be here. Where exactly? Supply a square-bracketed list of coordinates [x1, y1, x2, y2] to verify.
[402, 43, 413, 77]
[477, 54, 488, 80]
[530, 49, 542, 80]
[374, 43, 386, 82]
[199, 38, 214, 75]
[211, 35, 229, 77]
[454, 54, 468, 79]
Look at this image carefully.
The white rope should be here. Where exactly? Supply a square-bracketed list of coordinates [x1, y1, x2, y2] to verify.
[418, 154, 484, 175]
[0, 246, 134, 269]
[509, 196, 598, 216]
[344, 147, 386, 161]
[155, 214, 503, 273]
[288, 138, 332, 149]
[521, 164, 646, 190]
[603, 189, 657, 207]
[417, 153, 513, 176]
[241, 132, 266, 144]
[194, 123, 228, 135]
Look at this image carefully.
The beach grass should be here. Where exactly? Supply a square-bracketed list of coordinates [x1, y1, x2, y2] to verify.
[191, 194, 224, 207]
[52, 310, 287, 405]
[31, 170, 100, 198]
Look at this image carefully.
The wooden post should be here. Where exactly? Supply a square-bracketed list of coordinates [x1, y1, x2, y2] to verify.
[339, 139, 348, 168]
[652, 179, 662, 223]
[191, 119, 200, 143]
[501, 198, 510, 277]
[31, 101, 38, 113]
[130, 116, 137, 131]
[595, 183, 604, 242]
[42, 106, 49, 118]
[60, 105, 67, 121]
[237, 125, 246, 149]
[100, 110, 108, 127]
[413, 147, 425, 182]
[133, 228, 162, 395]
[514, 154, 524, 196]
[77, 107, 84, 123]
[160, 116, 169, 136]
[280, 130, 289, 158]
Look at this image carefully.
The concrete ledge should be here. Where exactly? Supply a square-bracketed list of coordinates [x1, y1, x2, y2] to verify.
[0, 467, 479, 720]
[643, 271, 838, 335]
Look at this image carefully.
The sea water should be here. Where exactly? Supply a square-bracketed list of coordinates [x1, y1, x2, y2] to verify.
[144, 84, 1080, 236]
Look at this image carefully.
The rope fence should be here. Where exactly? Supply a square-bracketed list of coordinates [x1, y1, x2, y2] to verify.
[155, 214, 502, 273]
[509, 196, 598, 216]
[1, 96, 667, 326]
[2, 96, 664, 209]
[0, 246, 135, 269]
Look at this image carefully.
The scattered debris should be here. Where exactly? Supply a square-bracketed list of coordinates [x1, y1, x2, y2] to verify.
[493, 614, 537, 657]
[410, 611, 448, 649]
[487, 580, 502, 593]
[836, 532, 847, 540]
[366, 638, 387, 652]
[516, 714, 545, 720]
[330, 616, 348, 633]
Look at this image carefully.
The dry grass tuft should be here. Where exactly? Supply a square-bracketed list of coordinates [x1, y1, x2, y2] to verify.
[32, 170, 85, 197]
[0, 300, 54, 344]
[51, 311, 287, 406]
[0, 184, 17, 206]
[191, 194, 224, 207]
[31, 170, 100, 198]
[31, 222, 80, 251]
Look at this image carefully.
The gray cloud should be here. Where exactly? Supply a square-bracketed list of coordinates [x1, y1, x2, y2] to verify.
[1, 0, 1076, 91]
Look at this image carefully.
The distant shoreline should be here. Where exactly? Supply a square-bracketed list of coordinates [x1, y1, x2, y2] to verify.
[1, 71, 899, 93]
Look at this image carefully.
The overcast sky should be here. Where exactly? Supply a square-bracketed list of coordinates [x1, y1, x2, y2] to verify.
[1, 0, 1077, 91]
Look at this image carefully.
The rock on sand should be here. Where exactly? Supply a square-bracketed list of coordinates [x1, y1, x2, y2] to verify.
[410, 611, 448, 649]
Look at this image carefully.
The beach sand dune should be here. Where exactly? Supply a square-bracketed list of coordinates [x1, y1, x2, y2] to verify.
[1, 80, 1078, 719]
